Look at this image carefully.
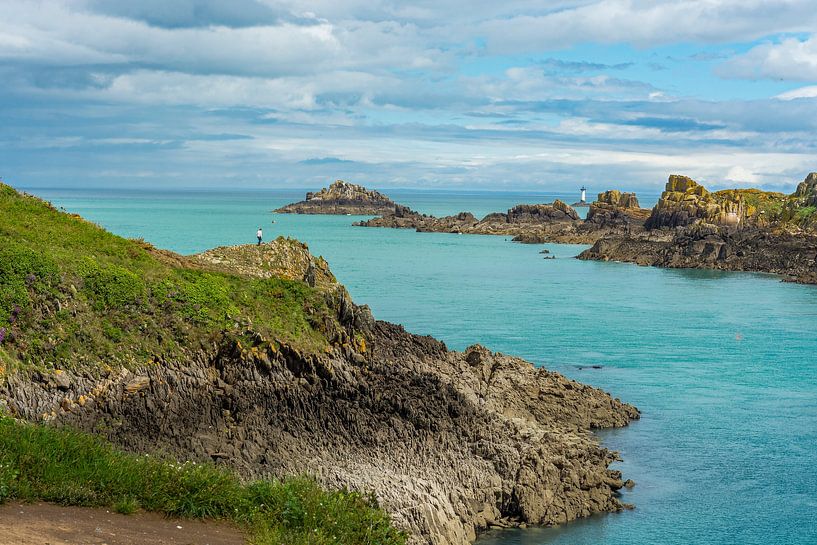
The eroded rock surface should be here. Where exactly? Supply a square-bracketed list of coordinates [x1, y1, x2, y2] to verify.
[3, 243, 639, 545]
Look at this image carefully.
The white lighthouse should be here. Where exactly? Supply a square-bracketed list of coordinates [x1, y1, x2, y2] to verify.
[580, 186, 587, 204]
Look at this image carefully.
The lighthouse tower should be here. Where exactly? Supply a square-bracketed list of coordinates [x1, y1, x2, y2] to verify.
[580, 186, 587, 204]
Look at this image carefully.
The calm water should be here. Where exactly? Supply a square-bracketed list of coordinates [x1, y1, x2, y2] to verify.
[24, 187, 817, 545]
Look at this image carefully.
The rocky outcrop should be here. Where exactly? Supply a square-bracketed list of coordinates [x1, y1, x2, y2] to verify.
[645, 175, 746, 229]
[584, 191, 651, 231]
[578, 173, 817, 283]
[356, 200, 623, 244]
[578, 225, 817, 284]
[2, 241, 639, 545]
[192, 237, 336, 288]
[275, 180, 414, 215]
[506, 201, 580, 223]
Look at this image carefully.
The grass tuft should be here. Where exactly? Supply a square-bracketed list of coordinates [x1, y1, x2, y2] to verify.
[0, 416, 406, 545]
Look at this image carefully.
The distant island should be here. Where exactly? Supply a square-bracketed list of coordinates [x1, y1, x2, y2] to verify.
[275, 180, 416, 215]
[0, 183, 638, 545]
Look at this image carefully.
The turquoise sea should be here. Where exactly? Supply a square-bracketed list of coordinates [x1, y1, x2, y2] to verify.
[23, 187, 817, 545]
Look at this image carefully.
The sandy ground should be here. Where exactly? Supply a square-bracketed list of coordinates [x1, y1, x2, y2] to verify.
[0, 502, 246, 545]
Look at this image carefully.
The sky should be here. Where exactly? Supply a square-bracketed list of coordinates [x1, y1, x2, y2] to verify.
[1, 0, 816, 193]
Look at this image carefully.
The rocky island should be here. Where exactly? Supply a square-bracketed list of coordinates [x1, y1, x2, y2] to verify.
[579, 173, 817, 285]
[357, 189, 650, 244]
[275, 179, 415, 215]
[0, 184, 638, 545]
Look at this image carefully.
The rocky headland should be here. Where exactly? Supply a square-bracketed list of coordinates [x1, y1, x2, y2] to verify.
[579, 173, 817, 285]
[275, 180, 415, 215]
[0, 184, 639, 545]
[357, 194, 651, 245]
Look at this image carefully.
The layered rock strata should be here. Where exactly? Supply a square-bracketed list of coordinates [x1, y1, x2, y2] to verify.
[3, 241, 639, 545]
[275, 180, 414, 215]
[578, 225, 817, 284]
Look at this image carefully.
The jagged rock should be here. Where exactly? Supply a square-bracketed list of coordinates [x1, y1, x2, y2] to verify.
[359, 201, 600, 244]
[793, 172, 817, 205]
[645, 175, 746, 229]
[275, 180, 414, 215]
[585, 191, 650, 230]
[578, 226, 817, 285]
[3, 242, 640, 545]
[507, 201, 579, 223]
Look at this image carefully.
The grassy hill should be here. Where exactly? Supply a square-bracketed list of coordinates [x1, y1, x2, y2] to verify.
[0, 183, 338, 378]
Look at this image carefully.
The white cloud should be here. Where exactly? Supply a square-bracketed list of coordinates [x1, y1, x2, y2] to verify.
[475, 0, 817, 53]
[720, 35, 817, 81]
[776, 85, 817, 100]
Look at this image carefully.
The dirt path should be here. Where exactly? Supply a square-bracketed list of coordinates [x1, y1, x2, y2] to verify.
[0, 502, 246, 545]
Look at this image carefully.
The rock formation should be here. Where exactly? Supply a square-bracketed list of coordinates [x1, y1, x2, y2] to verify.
[644, 175, 746, 229]
[578, 224, 817, 284]
[357, 200, 612, 244]
[579, 173, 817, 285]
[584, 191, 651, 230]
[275, 180, 414, 215]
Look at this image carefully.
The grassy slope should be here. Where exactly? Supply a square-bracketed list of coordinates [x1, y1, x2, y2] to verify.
[0, 183, 336, 376]
[713, 188, 816, 228]
[0, 184, 405, 544]
[0, 416, 405, 545]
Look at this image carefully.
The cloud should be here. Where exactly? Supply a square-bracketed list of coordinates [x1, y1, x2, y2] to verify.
[85, 0, 283, 28]
[539, 58, 634, 73]
[475, 0, 817, 53]
[776, 86, 817, 100]
[719, 35, 817, 81]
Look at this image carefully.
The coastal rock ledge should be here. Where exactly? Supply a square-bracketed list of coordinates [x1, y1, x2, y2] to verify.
[1, 237, 639, 545]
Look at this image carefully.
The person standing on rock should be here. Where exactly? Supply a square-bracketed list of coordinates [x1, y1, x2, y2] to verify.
[256, 227, 263, 246]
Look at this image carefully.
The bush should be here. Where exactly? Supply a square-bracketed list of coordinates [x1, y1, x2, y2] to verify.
[0, 242, 59, 326]
[80, 259, 145, 309]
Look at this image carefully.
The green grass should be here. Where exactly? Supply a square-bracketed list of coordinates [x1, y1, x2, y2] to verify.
[795, 205, 816, 223]
[0, 416, 406, 545]
[0, 184, 336, 375]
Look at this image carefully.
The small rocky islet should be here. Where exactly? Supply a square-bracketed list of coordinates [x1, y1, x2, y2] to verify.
[278, 173, 817, 284]
[0, 184, 638, 545]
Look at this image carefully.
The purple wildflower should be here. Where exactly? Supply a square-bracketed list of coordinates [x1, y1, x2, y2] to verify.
[25, 273, 36, 284]
[0, 328, 5, 344]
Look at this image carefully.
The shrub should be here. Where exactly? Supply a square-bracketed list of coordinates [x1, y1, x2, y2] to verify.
[80, 259, 145, 309]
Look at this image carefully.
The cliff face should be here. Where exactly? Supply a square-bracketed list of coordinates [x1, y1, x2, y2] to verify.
[275, 180, 412, 215]
[578, 225, 817, 284]
[645, 175, 746, 229]
[0, 185, 639, 545]
[584, 191, 650, 230]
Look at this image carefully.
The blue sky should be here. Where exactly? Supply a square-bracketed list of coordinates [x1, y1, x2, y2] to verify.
[1, 0, 816, 193]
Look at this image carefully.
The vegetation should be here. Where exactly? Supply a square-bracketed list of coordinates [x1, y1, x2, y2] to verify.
[0, 184, 336, 376]
[0, 416, 406, 545]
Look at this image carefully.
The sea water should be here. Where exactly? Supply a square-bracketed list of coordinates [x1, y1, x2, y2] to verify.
[24, 187, 817, 545]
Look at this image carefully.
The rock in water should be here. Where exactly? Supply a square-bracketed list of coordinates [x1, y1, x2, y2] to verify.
[275, 180, 414, 215]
